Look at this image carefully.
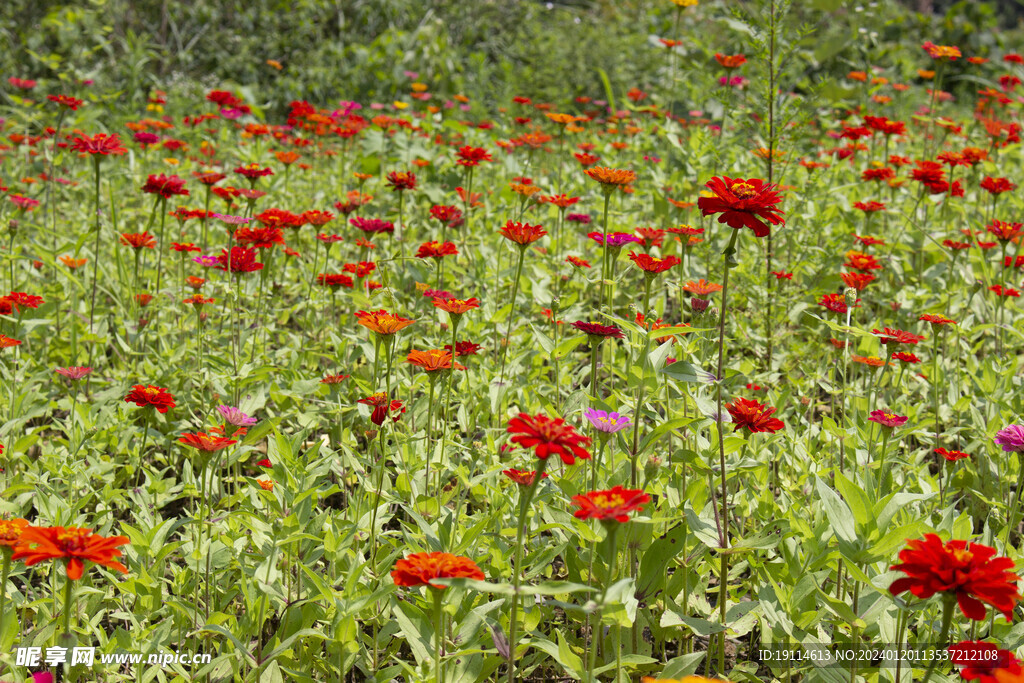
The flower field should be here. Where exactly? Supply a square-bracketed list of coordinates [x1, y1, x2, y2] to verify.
[3, 1, 1024, 682]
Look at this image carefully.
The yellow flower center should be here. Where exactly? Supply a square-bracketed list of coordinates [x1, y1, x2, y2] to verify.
[0, 521, 22, 542]
[56, 528, 91, 551]
[731, 182, 757, 199]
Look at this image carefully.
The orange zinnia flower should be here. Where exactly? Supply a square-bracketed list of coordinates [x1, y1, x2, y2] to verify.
[683, 279, 723, 296]
[12, 526, 129, 580]
[571, 486, 651, 523]
[178, 432, 237, 452]
[499, 221, 547, 246]
[59, 256, 88, 269]
[355, 309, 415, 335]
[0, 518, 29, 547]
[433, 298, 479, 315]
[584, 166, 637, 189]
[406, 349, 466, 372]
[391, 551, 485, 590]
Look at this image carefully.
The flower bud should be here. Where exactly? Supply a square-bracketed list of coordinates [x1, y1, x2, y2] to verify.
[843, 288, 857, 308]
[691, 297, 709, 313]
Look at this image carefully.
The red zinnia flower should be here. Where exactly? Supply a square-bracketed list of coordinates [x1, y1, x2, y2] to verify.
[502, 469, 549, 486]
[234, 163, 274, 180]
[355, 310, 415, 335]
[48, 94, 83, 110]
[416, 241, 458, 259]
[391, 552, 485, 590]
[124, 385, 175, 413]
[571, 485, 651, 523]
[980, 176, 1016, 195]
[629, 251, 681, 274]
[948, 640, 1019, 683]
[920, 313, 957, 326]
[406, 349, 466, 372]
[873, 327, 926, 346]
[566, 255, 591, 268]
[499, 221, 547, 246]
[845, 250, 882, 272]
[12, 526, 129, 580]
[697, 176, 785, 238]
[0, 335, 23, 349]
[215, 246, 264, 273]
[725, 398, 785, 433]
[120, 232, 157, 250]
[358, 392, 406, 425]
[936, 448, 971, 462]
[571, 321, 624, 339]
[820, 293, 859, 314]
[433, 298, 479, 315]
[841, 272, 875, 290]
[178, 432, 238, 452]
[316, 274, 354, 289]
[385, 171, 417, 191]
[888, 534, 1021, 621]
[714, 53, 747, 69]
[141, 174, 189, 199]
[455, 146, 492, 167]
[683, 279, 723, 295]
[71, 133, 127, 157]
[853, 201, 886, 212]
[507, 413, 592, 465]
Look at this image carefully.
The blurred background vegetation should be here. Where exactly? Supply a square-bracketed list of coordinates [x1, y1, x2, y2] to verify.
[1, 0, 1021, 116]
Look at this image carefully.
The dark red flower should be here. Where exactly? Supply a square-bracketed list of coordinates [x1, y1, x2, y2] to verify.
[725, 398, 785, 433]
[215, 247, 264, 273]
[142, 174, 189, 199]
[571, 321, 624, 339]
[697, 176, 785, 238]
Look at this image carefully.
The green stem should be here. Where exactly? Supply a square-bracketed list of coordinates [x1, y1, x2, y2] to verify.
[920, 597, 954, 683]
[433, 588, 444, 683]
[507, 457, 549, 683]
[62, 566, 74, 636]
[497, 247, 526, 393]
[88, 158, 102, 334]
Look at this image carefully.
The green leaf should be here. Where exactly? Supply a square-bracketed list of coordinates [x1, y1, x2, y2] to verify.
[814, 476, 857, 545]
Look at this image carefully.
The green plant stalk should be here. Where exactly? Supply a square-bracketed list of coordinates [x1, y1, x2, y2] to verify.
[433, 588, 444, 683]
[713, 228, 741, 675]
[589, 342, 601, 404]
[599, 192, 611, 312]
[155, 197, 169, 294]
[62, 566, 74, 637]
[507, 457, 549, 683]
[920, 597, 954, 683]
[1003, 453, 1024, 554]
[932, 329, 940, 454]
[425, 375, 437, 497]
[88, 157, 103, 334]
[438, 316, 460, 495]
[587, 523, 619, 682]
[0, 550, 10, 636]
[497, 247, 526, 394]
